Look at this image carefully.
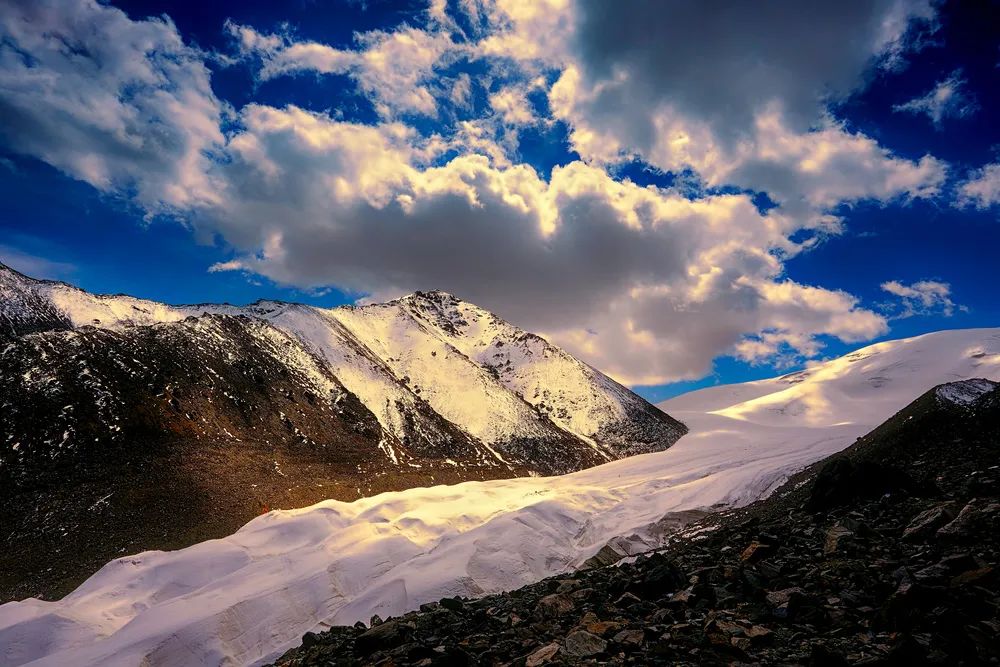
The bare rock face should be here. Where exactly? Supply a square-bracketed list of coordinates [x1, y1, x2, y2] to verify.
[0, 263, 687, 602]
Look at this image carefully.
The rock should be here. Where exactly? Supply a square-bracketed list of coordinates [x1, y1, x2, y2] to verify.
[637, 555, 687, 598]
[563, 630, 607, 657]
[613, 592, 642, 607]
[807, 458, 919, 512]
[937, 499, 1000, 539]
[745, 625, 773, 645]
[555, 578, 580, 593]
[613, 628, 644, 646]
[525, 642, 560, 666]
[354, 619, 414, 655]
[950, 565, 995, 587]
[301, 631, 319, 648]
[439, 596, 464, 612]
[766, 587, 805, 607]
[766, 587, 806, 620]
[585, 620, 623, 636]
[668, 587, 694, 605]
[740, 540, 776, 563]
[369, 614, 383, 627]
[809, 643, 850, 666]
[726, 636, 748, 651]
[534, 593, 575, 619]
[823, 523, 854, 554]
[901, 503, 957, 541]
[582, 542, 630, 569]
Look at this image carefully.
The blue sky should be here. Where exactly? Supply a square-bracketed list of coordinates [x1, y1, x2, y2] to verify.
[0, 0, 997, 402]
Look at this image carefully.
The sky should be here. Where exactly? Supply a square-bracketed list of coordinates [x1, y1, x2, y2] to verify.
[0, 0, 998, 402]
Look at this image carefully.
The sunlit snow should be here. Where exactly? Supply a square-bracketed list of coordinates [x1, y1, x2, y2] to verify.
[2, 328, 998, 667]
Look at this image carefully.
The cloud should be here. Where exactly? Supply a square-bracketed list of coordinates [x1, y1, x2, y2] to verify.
[957, 162, 1000, 209]
[0, 0, 953, 385]
[0, 0, 225, 214]
[227, 22, 456, 118]
[881, 279, 962, 318]
[489, 86, 536, 126]
[893, 70, 978, 127]
[539, 0, 945, 215]
[194, 104, 892, 383]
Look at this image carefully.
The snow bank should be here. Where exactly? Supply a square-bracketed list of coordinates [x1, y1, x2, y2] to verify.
[2, 327, 998, 667]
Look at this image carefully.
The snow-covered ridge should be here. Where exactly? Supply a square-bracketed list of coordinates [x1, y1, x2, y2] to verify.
[0, 264, 685, 474]
[935, 378, 999, 407]
[2, 327, 997, 667]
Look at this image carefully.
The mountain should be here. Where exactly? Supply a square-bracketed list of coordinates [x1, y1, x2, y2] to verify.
[0, 263, 685, 602]
[1, 327, 996, 666]
[271, 379, 1000, 666]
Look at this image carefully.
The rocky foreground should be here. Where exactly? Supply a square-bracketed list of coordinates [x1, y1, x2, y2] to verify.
[270, 381, 1000, 666]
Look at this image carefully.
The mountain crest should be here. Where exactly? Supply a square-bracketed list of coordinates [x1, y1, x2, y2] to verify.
[0, 264, 686, 602]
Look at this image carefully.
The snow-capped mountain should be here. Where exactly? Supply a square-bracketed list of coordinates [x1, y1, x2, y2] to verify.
[2, 327, 996, 667]
[0, 263, 684, 602]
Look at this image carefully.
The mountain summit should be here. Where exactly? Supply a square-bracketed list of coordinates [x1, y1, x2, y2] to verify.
[0, 262, 685, 601]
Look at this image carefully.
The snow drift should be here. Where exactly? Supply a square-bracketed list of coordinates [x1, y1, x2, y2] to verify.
[1, 327, 999, 667]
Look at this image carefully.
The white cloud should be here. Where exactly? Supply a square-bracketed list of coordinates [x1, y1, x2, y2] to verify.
[881, 279, 962, 318]
[957, 163, 1000, 209]
[227, 22, 455, 118]
[537, 1, 945, 218]
[489, 86, 536, 126]
[893, 70, 978, 127]
[0, 0, 956, 385]
[192, 104, 891, 383]
[0, 0, 225, 214]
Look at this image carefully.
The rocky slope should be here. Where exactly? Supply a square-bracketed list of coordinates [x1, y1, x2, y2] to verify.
[0, 263, 684, 602]
[270, 379, 1000, 666]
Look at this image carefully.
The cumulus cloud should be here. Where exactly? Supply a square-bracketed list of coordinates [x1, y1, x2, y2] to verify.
[0, 0, 225, 214]
[0, 0, 954, 384]
[893, 70, 978, 127]
[957, 163, 1000, 209]
[540, 0, 945, 215]
[881, 280, 962, 319]
[193, 104, 891, 383]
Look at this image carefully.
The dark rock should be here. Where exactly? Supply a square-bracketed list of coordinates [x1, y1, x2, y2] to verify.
[525, 642, 560, 666]
[809, 643, 850, 666]
[439, 596, 464, 612]
[823, 523, 854, 554]
[937, 498, 1000, 539]
[354, 619, 414, 654]
[563, 630, 607, 657]
[807, 458, 920, 512]
[901, 503, 957, 541]
[534, 593, 574, 620]
[636, 554, 686, 598]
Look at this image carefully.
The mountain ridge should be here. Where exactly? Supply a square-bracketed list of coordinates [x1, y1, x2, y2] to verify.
[0, 262, 685, 603]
